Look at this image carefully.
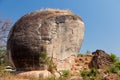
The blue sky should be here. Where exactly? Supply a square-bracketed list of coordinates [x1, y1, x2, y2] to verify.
[0, 0, 120, 56]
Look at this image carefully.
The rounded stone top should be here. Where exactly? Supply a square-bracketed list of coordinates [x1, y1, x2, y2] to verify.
[24, 8, 83, 20]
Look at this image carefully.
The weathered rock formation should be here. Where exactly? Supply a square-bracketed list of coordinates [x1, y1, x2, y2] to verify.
[104, 73, 120, 80]
[7, 9, 84, 70]
[89, 50, 112, 69]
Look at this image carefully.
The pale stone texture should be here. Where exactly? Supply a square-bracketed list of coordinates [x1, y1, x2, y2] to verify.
[7, 9, 84, 70]
[46, 16, 84, 60]
[15, 70, 52, 78]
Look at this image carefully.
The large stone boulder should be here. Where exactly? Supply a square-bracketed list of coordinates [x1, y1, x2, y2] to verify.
[7, 9, 84, 70]
[89, 50, 112, 69]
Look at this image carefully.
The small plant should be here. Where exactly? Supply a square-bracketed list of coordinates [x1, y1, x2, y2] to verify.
[47, 58, 57, 73]
[77, 54, 83, 57]
[105, 65, 119, 74]
[85, 50, 91, 55]
[0, 66, 4, 77]
[115, 62, 120, 69]
[80, 68, 99, 80]
[80, 70, 89, 78]
[89, 68, 98, 76]
[110, 53, 117, 63]
[105, 54, 120, 74]
[89, 68, 99, 80]
[39, 51, 47, 64]
[60, 70, 70, 77]
[39, 51, 57, 74]
[0, 49, 7, 66]
[111, 66, 119, 73]
[117, 71, 120, 76]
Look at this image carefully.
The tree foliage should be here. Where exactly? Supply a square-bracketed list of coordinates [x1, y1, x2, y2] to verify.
[0, 19, 11, 48]
[0, 18, 11, 66]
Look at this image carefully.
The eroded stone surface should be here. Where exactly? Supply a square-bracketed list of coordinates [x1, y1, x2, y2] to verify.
[7, 9, 84, 70]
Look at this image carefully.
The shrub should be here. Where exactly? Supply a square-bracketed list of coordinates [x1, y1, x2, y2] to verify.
[110, 53, 117, 63]
[85, 50, 91, 55]
[80, 70, 89, 78]
[77, 54, 83, 57]
[106, 65, 119, 74]
[39, 51, 51, 67]
[39, 51, 57, 74]
[0, 66, 4, 76]
[47, 58, 56, 73]
[88, 68, 98, 80]
[60, 70, 70, 77]
[105, 54, 120, 74]
[89, 68, 98, 76]
[39, 51, 47, 64]
[80, 68, 100, 80]
[103, 53, 120, 77]
[115, 62, 120, 69]
[0, 49, 7, 66]
[111, 66, 119, 73]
